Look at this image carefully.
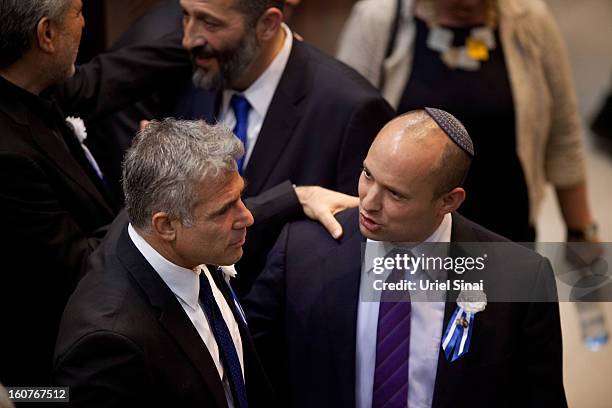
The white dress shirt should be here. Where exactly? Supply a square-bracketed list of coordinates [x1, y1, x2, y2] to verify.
[219, 23, 293, 167]
[356, 213, 452, 408]
[128, 224, 244, 407]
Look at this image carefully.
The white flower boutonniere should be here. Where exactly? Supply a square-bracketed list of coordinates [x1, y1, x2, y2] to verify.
[218, 264, 248, 325]
[219, 264, 238, 283]
[65, 116, 105, 179]
[65, 116, 87, 143]
[457, 289, 487, 314]
[442, 289, 487, 362]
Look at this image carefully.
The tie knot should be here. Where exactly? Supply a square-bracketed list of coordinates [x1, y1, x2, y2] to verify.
[384, 248, 415, 283]
[230, 94, 251, 118]
[192, 264, 205, 275]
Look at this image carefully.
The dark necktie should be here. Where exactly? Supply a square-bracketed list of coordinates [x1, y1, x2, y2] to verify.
[199, 271, 248, 408]
[372, 250, 413, 408]
[230, 94, 251, 175]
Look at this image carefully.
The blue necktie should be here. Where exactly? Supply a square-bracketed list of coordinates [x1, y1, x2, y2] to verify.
[372, 251, 412, 408]
[230, 94, 251, 175]
[199, 272, 248, 408]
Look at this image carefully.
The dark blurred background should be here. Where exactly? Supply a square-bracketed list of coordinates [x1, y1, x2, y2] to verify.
[78, 0, 357, 60]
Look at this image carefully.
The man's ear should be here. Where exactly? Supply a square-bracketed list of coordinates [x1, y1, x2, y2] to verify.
[36, 17, 56, 53]
[256, 7, 283, 41]
[438, 187, 466, 216]
[151, 212, 177, 242]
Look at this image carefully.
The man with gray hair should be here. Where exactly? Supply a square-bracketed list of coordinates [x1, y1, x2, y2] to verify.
[0, 0, 350, 388]
[55, 118, 274, 407]
[0, 0, 117, 387]
[0, 0, 196, 386]
[81, 0, 394, 298]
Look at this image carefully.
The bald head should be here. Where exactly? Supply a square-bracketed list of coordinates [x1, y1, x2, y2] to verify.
[373, 110, 472, 198]
[358, 109, 472, 243]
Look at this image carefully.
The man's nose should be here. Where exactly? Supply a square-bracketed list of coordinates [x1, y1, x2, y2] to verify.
[361, 184, 383, 212]
[235, 200, 254, 229]
[182, 18, 204, 50]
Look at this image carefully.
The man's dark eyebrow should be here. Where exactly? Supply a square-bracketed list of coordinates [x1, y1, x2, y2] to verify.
[210, 178, 247, 216]
[212, 197, 239, 217]
[187, 7, 225, 25]
[363, 163, 410, 197]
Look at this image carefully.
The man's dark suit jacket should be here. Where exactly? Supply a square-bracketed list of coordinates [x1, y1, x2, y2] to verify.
[235, 38, 394, 294]
[0, 75, 115, 387]
[244, 208, 567, 408]
[54, 214, 275, 407]
[0, 33, 190, 386]
[78, 5, 395, 295]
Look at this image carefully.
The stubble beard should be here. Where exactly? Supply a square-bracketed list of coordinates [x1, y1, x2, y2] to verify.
[191, 29, 260, 91]
[47, 56, 77, 87]
[48, 32, 80, 85]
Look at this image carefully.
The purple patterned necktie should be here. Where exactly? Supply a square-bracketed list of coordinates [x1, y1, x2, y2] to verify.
[372, 251, 412, 408]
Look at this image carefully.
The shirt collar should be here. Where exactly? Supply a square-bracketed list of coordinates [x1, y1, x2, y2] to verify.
[365, 213, 453, 278]
[128, 224, 201, 310]
[412, 212, 453, 253]
[221, 23, 293, 119]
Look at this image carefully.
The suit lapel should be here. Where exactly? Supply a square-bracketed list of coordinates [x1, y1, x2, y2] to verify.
[432, 213, 485, 408]
[322, 229, 364, 407]
[243, 39, 308, 197]
[31, 114, 114, 214]
[431, 300, 468, 408]
[116, 227, 228, 408]
[158, 306, 229, 408]
[8, 97, 113, 215]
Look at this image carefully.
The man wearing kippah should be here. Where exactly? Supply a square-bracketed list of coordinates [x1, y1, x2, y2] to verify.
[244, 109, 567, 407]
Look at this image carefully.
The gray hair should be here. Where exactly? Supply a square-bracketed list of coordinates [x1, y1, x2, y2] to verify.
[0, 0, 72, 68]
[122, 118, 244, 231]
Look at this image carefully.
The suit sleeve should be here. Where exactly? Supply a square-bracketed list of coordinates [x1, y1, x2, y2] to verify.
[243, 181, 302, 226]
[336, 96, 395, 195]
[0, 153, 103, 283]
[234, 182, 303, 297]
[51, 30, 192, 122]
[54, 331, 153, 408]
[243, 224, 290, 403]
[521, 258, 568, 407]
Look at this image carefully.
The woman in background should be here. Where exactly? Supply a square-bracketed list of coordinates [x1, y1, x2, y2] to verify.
[337, 0, 598, 242]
